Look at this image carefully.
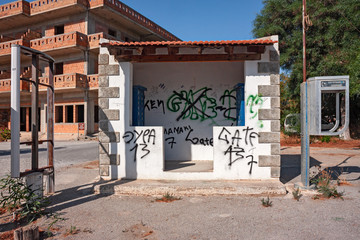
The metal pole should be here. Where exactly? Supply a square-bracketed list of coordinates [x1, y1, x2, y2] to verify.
[300, 0, 310, 188]
[302, 0, 307, 83]
[31, 54, 39, 170]
[11, 45, 21, 178]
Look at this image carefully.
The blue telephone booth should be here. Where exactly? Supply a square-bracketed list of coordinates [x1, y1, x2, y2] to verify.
[234, 83, 245, 126]
[132, 85, 147, 126]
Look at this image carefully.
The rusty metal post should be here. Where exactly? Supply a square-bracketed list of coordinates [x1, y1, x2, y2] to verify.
[47, 61, 55, 193]
[31, 54, 39, 170]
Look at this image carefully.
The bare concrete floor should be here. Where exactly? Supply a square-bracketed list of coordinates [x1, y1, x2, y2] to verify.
[164, 160, 213, 172]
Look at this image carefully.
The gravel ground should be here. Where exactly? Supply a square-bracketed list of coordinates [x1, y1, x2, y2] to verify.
[1, 144, 360, 239]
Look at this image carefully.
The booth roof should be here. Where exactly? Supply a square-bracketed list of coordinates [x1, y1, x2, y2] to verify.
[101, 39, 277, 47]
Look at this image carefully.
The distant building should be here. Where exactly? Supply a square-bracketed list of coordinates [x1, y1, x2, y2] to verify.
[0, 0, 178, 135]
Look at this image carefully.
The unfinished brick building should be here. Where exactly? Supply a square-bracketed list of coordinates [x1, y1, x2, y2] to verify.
[0, 0, 178, 135]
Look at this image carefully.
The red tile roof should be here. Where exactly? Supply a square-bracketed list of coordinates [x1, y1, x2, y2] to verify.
[101, 39, 277, 47]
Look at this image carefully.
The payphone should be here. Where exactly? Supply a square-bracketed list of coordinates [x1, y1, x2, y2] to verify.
[302, 76, 349, 136]
[300, 75, 349, 188]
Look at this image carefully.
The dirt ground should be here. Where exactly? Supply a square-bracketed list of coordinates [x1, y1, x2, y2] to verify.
[281, 132, 360, 148]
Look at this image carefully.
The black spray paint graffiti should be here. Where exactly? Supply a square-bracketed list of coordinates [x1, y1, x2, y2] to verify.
[218, 127, 259, 174]
[145, 99, 165, 114]
[164, 125, 192, 149]
[167, 87, 217, 122]
[145, 87, 238, 124]
[185, 129, 213, 146]
[123, 129, 156, 162]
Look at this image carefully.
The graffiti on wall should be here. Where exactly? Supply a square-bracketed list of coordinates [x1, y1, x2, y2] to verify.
[218, 127, 259, 174]
[246, 94, 264, 128]
[146, 86, 239, 124]
[167, 87, 217, 122]
[123, 129, 156, 162]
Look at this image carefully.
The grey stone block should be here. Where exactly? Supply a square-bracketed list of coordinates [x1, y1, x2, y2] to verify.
[271, 97, 280, 108]
[258, 155, 280, 167]
[98, 76, 109, 87]
[258, 62, 279, 74]
[258, 109, 280, 120]
[259, 132, 280, 143]
[98, 54, 109, 65]
[99, 120, 109, 132]
[99, 87, 119, 98]
[270, 50, 280, 61]
[98, 98, 109, 109]
[100, 165, 109, 176]
[271, 120, 281, 132]
[99, 131, 120, 143]
[99, 153, 110, 165]
[270, 74, 280, 85]
[258, 85, 280, 97]
[271, 143, 280, 155]
[100, 109, 119, 121]
[99, 64, 119, 76]
[100, 154, 119, 165]
[271, 167, 281, 178]
[99, 142, 109, 154]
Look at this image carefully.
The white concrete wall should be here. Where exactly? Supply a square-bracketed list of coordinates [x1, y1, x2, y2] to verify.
[100, 36, 279, 180]
[133, 62, 245, 161]
[213, 126, 270, 179]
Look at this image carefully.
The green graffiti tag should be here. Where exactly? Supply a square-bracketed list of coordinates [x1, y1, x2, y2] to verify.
[246, 94, 264, 128]
[167, 87, 218, 122]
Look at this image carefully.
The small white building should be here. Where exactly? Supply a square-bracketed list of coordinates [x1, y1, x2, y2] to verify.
[98, 36, 280, 180]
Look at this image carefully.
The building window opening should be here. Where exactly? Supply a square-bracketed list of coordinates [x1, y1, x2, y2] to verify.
[66, 105, 74, 123]
[54, 25, 64, 35]
[94, 105, 99, 123]
[54, 62, 63, 75]
[55, 106, 63, 123]
[108, 28, 116, 37]
[77, 105, 84, 123]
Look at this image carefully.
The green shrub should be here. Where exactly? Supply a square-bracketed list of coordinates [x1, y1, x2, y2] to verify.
[0, 128, 11, 141]
[0, 175, 49, 222]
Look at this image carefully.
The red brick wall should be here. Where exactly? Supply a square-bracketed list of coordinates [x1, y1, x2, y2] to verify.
[64, 60, 85, 74]
[95, 22, 107, 34]
[65, 20, 86, 34]
[45, 26, 55, 37]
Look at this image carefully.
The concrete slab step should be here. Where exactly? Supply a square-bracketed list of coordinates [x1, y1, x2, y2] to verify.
[94, 179, 287, 197]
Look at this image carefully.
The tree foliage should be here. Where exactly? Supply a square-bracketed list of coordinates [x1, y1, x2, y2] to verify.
[253, 0, 360, 137]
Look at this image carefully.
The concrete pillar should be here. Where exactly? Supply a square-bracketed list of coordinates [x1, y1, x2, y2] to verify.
[63, 105, 66, 123]
[73, 104, 77, 123]
[26, 107, 30, 132]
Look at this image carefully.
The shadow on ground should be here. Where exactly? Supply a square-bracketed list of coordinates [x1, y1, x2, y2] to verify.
[280, 154, 360, 184]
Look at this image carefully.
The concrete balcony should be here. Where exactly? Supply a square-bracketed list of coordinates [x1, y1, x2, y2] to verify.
[0, 0, 87, 32]
[0, 39, 30, 56]
[0, 79, 30, 93]
[0, 1, 30, 19]
[38, 73, 88, 91]
[87, 74, 99, 89]
[0, 73, 99, 93]
[29, 0, 88, 15]
[89, 0, 179, 41]
[30, 31, 88, 54]
[88, 32, 116, 49]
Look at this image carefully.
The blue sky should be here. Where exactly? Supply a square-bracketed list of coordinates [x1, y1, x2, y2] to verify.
[1, 0, 264, 41]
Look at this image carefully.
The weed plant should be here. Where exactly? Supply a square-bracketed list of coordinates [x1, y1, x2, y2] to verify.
[0, 175, 49, 222]
[261, 196, 272, 207]
[292, 188, 302, 201]
[311, 168, 344, 200]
